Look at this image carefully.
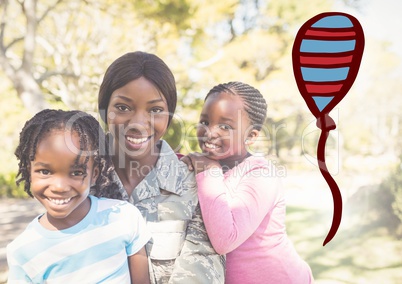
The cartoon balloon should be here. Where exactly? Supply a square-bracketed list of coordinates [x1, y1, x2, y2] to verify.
[292, 12, 364, 246]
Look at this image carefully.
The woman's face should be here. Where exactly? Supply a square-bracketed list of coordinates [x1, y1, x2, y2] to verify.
[107, 77, 169, 161]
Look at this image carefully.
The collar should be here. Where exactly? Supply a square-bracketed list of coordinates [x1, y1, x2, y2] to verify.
[115, 140, 188, 203]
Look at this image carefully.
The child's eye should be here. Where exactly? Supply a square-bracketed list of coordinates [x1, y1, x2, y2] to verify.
[71, 171, 85, 177]
[219, 124, 232, 130]
[116, 105, 130, 112]
[38, 169, 51, 175]
[199, 121, 208, 126]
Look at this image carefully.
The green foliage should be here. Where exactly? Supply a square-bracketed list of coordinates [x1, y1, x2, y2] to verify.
[133, 0, 193, 29]
[0, 172, 26, 198]
[163, 116, 200, 154]
[0, 83, 31, 173]
[266, 0, 332, 29]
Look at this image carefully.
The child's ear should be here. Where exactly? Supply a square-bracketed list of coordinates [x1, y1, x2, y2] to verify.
[245, 129, 259, 145]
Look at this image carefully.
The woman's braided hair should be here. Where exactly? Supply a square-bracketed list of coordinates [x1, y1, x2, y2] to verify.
[205, 81, 267, 130]
[15, 109, 122, 199]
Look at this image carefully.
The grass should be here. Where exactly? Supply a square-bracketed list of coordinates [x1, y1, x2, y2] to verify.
[286, 203, 402, 284]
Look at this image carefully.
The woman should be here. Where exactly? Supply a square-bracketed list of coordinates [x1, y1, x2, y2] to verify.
[98, 51, 225, 284]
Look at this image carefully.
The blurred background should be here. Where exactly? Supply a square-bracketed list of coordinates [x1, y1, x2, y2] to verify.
[0, 0, 401, 283]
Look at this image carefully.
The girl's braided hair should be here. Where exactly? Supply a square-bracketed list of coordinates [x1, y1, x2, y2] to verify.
[205, 81, 268, 130]
[15, 109, 122, 200]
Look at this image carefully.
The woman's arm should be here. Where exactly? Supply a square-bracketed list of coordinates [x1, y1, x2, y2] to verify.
[128, 246, 150, 284]
[169, 204, 226, 284]
[168, 170, 225, 284]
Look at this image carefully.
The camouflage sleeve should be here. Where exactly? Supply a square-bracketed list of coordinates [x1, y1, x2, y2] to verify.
[168, 203, 226, 283]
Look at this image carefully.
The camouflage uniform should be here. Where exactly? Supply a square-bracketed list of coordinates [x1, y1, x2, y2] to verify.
[114, 140, 225, 284]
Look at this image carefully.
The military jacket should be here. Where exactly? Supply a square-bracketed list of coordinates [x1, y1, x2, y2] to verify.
[115, 140, 225, 284]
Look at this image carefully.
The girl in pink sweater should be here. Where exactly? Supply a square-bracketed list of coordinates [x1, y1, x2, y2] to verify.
[183, 82, 313, 283]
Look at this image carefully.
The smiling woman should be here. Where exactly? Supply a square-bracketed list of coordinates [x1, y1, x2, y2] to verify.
[97, 51, 225, 284]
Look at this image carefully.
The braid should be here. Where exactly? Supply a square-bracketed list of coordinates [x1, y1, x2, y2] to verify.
[15, 109, 122, 200]
[15, 109, 60, 197]
[205, 81, 267, 130]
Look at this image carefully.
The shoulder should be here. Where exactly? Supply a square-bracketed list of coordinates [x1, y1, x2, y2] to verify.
[159, 140, 190, 171]
[92, 196, 140, 216]
[94, 195, 127, 208]
[7, 217, 40, 252]
[158, 140, 196, 184]
[231, 157, 284, 190]
[243, 156, 284, 189]
[241, 156, 279, 175]
[245, 155, 269, 167]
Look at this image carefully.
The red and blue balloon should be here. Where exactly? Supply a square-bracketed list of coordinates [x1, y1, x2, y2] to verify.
[292, 12, 364, 246]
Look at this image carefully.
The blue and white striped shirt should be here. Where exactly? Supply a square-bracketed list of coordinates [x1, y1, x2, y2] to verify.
[7, 195, 151, 283]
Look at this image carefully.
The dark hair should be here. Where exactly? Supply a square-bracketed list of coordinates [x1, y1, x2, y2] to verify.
[15, 109, 122, 199]
[98, 51, 177, 126]
[205, 81, 267, 131]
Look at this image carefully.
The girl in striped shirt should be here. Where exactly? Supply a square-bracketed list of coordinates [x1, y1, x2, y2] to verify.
[7, 109, 151, 283]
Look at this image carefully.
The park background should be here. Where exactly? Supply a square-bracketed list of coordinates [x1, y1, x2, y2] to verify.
[0, 0, 401, 283]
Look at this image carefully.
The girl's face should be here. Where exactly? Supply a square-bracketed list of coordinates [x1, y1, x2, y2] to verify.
[197, 92, 258, 168]
[107, 77, 169, 161]
[30, 130, 98, 228]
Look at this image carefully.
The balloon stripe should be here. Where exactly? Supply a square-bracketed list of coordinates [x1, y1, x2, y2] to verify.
[305, 29, 356, 37]
[300, 55, 353, 65]
[306, 84, 343, 93]
[311, 15, 353, 28]
[300, 39, 356, 53]
[301, 67, 349, 82]
[312, 96, 334, 111]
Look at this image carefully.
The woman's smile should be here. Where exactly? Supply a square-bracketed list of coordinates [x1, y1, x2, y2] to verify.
[125, 134, 153, 150]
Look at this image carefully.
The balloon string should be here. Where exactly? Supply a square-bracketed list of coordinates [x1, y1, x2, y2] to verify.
[317, 114, 342, 246]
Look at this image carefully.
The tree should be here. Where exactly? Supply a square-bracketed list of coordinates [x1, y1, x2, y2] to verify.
[0, 0, 49, 113]
[0, 0, 150, 113]
[1, 0, 357, 157]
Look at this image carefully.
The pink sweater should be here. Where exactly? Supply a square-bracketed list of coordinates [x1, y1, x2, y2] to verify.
[196, 156, 313, 284]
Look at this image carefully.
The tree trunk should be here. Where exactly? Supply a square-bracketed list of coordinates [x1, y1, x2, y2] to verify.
[0, 0, 47, 114]
[14, 69, 48, 114]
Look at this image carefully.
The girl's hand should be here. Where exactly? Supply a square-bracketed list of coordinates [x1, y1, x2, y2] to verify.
[180, 155, 194, 171]
[181, 153, 221, 174]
